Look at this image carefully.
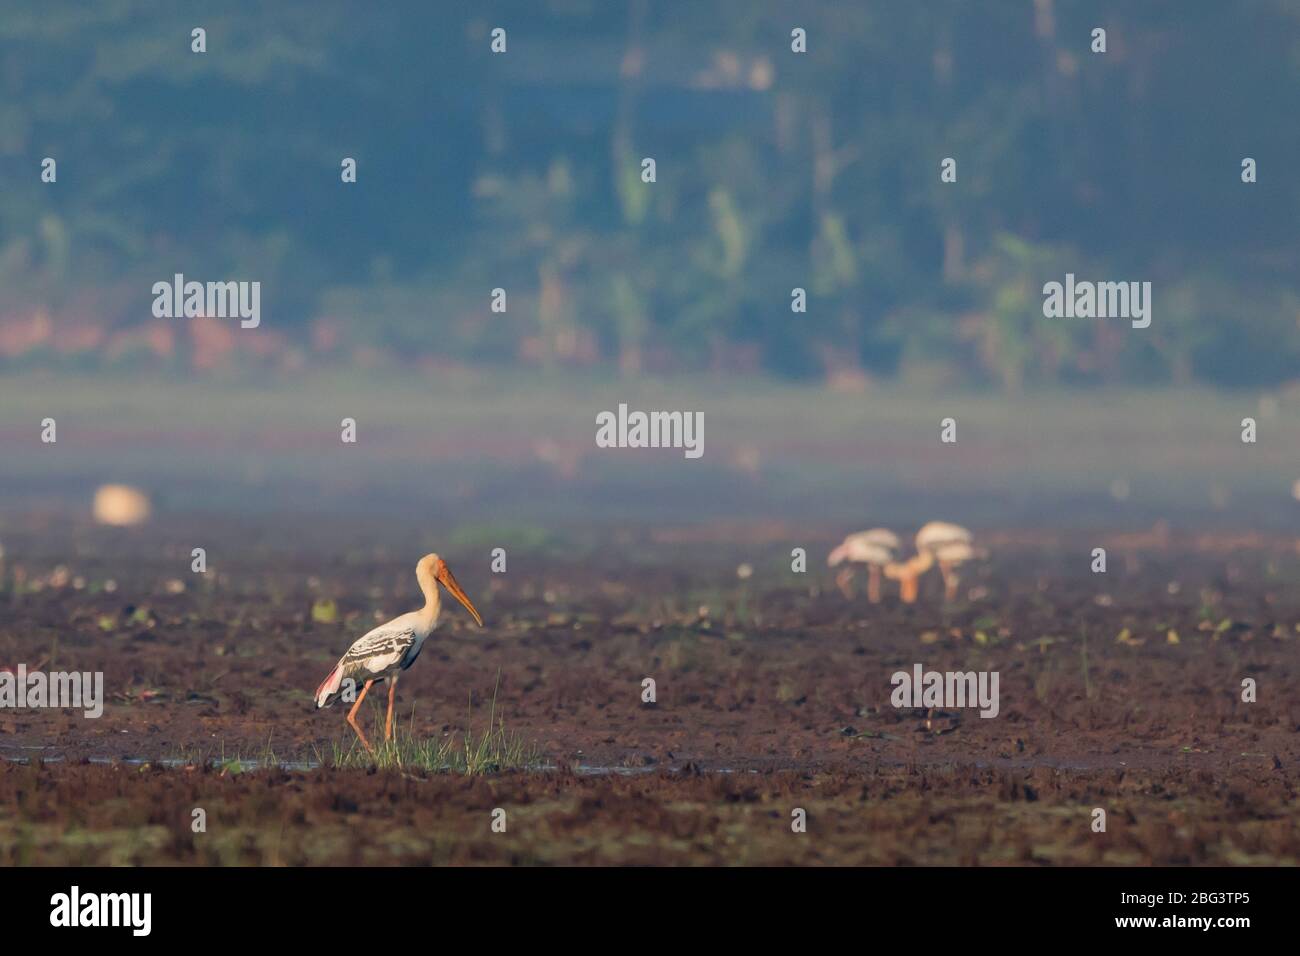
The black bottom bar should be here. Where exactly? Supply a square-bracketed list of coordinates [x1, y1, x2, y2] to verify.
[3, 866, 1281, 941]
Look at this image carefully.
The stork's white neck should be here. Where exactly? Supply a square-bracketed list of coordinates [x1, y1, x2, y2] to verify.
[416, 564, 440, 630]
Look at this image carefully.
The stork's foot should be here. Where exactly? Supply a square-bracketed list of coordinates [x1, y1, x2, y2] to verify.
[348, 719, 375, 755]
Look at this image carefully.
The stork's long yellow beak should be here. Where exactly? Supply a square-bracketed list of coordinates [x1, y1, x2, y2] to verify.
[436, 562, 484, 627]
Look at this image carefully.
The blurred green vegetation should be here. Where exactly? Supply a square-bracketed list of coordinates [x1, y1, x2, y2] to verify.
[1, 0, 1297, 388]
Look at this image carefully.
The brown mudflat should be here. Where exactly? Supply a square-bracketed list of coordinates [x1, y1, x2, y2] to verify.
[0, 516, 1297, 865]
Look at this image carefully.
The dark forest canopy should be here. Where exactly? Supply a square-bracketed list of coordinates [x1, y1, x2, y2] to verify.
[1, 0, 1297, 388]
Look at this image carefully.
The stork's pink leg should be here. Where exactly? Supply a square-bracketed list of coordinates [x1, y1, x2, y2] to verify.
[940, 561, 958, 602]
[347, 679, 376, 754]
[385, 674, 398, 743]
[835, 567, 854, 599]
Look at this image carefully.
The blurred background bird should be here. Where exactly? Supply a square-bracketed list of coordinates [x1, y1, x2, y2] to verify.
[828, 529, 900, 602]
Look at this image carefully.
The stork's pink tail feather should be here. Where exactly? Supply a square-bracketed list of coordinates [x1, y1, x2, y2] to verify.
[315, 663, 343, 709]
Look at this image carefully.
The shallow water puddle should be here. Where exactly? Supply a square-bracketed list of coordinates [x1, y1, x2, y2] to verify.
[0, 751, 756, 775]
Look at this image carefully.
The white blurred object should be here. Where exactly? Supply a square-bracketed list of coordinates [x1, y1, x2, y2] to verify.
[828, 528, 900, 602]
[915, 524, 980, 603]
[914, 522, 972, 553]
[93, 484, 152, 526]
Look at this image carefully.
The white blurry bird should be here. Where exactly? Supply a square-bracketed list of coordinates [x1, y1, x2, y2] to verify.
[828, 529, 900, 602]
[914, 522, 981, 602]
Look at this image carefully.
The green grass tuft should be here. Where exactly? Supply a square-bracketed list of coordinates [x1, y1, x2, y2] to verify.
[324, 674, 540, 774]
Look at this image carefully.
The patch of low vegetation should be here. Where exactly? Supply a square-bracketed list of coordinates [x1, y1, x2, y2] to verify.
[323, 681, 541, 774]
[323, 723, 538, 774]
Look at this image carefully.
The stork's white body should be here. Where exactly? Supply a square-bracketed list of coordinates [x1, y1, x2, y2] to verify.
[314, 609, 437, 709]
[915, 521, 972, 553]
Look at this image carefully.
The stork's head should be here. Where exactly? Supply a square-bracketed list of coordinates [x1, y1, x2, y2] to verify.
[417, 553, 484, 626]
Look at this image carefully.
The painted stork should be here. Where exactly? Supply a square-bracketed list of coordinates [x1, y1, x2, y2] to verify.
[914, 522, 980, 601]
[314, 553, 483, 753]
[827, 529, 900, 602]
